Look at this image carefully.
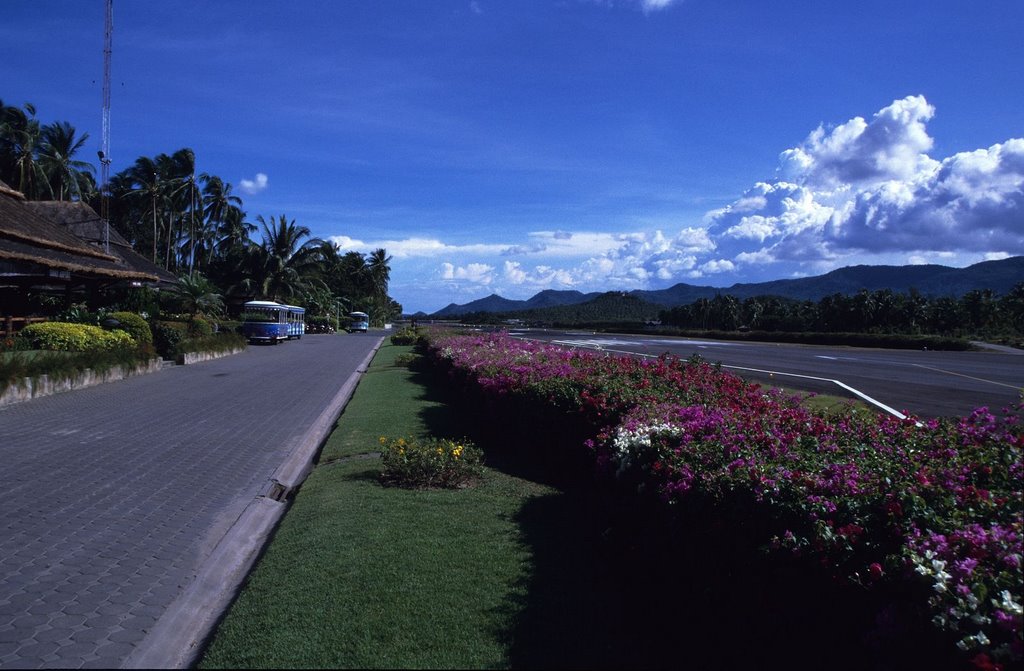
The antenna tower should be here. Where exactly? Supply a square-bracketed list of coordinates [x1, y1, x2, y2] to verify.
[100, 0, 113, 253]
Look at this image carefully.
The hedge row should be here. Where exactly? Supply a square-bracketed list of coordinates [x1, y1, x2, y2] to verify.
[420, 330, 1022, 669]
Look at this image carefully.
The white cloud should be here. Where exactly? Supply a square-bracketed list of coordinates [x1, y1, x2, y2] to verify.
[352, 97, 1023, 309]
[329, 235, 506, 258]
[585, 0, 679, 14]
[501, 261, 576, 288]
[638, 0, 678, 13]
[238, 172, 268, 195]
[702, 96, 1024, 277]
[441, 262, 494, 284]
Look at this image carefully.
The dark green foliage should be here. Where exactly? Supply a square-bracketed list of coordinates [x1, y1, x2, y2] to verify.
[151, 320, 190, 359]
[389, 326, 421, 346]
[1, 346, 148, 394]
[108, 311, 153, 347]
[174, 332, 246, 357]
[659, 284, 1024, 344]
[189, 315, 214, 337]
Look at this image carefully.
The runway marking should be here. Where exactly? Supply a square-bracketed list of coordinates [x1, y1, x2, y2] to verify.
[535, 337, 911, 421]
[815, 355, 838, 360]
[912, 363, 1023, 391]
[552, 338, 641, 348]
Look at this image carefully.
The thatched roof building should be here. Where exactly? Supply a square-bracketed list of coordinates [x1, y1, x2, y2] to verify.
[24, 199, 178, 287]
[0, 181, 159, 293]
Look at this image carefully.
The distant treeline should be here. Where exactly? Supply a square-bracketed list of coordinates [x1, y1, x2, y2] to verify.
[658, 286, 1024, 341]
[456, 285, 1024, 347]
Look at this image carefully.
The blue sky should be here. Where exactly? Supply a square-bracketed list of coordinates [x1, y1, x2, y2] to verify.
[3, 1, 1023, 313]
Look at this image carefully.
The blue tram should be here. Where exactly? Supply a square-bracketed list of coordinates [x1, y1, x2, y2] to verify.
[284, 304, 306, 339]
[242, 300, 304, 344]
[349, 311, 369, 333]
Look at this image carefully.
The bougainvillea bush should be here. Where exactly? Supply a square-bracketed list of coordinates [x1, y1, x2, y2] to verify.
[422, 330, 1023, 667]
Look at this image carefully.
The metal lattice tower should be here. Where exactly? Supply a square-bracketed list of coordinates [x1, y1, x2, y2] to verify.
[99, 0, 113, 253]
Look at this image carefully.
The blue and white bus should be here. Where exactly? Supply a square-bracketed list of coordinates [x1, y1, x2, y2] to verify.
[349, 311, 369, 333]
[242, 301, 296, 344]
[284, 304, 306, 339]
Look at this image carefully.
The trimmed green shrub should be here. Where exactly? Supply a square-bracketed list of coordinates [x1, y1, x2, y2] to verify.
[217, 320, 244, 335]
[390, 326, 421, 346]
[152, 320, 190, 359]
[190, 316, 214, 337]
[175, 332, 247, 357]
[108, 311, 153, 347]
[17, 322, 135, 352]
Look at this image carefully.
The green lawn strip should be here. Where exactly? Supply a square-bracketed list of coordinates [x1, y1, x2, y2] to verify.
[199, 343, 555, 669]
[318, 345, 442, 462]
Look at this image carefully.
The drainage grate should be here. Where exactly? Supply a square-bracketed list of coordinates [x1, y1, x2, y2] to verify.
[265, 481, 288, 502]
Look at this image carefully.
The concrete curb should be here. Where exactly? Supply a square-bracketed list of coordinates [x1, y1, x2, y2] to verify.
[175, 347, 246, 365]
[122, 336, 385, 670]
[0, 359, 162, 408]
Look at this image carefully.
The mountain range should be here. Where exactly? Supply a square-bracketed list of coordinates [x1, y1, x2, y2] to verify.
[428, 256, 1024, 317]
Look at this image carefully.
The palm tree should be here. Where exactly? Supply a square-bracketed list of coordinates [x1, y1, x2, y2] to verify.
[172, 272, 225, 317]
[199, 174, 244, 271]
[123, 155, 164, 263]
[159, 149, 197, 273]
[239, 214, 323, 301]
[37, 121, 95, 201]
[367, 248, 392, 300]
[0, 101, 46, 198]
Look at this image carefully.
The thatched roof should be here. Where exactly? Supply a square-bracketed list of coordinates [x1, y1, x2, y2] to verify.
[24, 199, 178, 285]
[0, 181, 158, 283]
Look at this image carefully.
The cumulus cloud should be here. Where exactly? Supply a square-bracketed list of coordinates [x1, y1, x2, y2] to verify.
[238, 172, 268, 195]
[502, 261, 576, 288]
[357, 97, 1023, 310]
[704, 95, 1024, 275]
[441, 262, 494, 285]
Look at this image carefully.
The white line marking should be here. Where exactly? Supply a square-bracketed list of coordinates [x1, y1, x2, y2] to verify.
[526, 336, 911, 421]
[912, 363, 1023, 391]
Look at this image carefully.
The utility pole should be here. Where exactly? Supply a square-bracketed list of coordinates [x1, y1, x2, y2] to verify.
[99, 0, 113, 254]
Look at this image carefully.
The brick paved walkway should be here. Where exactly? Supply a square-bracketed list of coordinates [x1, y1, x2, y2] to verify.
[0, 334, 382, 669]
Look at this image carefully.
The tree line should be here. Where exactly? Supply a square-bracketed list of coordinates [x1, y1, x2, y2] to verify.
[659, 287, 1024, 340]
[1, 98, 400, 324]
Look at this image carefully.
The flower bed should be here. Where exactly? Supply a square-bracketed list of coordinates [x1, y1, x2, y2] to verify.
[421, 330, 1023, 667]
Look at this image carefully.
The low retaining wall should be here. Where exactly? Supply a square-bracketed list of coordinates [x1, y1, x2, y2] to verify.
[0, 358, 163, 408]
[175, 347, 245, 365]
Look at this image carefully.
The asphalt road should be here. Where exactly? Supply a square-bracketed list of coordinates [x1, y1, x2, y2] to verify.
[511, 329, 1023, 419]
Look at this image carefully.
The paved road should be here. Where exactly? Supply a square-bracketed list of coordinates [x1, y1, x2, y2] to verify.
[0, 333, 382, 669]
[513, 329, 1023, 418]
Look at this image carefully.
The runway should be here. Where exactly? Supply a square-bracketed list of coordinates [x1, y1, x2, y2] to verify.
[511, 329, 1023, 419]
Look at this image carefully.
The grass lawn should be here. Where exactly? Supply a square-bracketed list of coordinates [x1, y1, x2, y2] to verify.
[199, 344, 559, 669]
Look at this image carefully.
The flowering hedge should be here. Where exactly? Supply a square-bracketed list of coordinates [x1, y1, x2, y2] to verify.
[422, 330, 1023, 666]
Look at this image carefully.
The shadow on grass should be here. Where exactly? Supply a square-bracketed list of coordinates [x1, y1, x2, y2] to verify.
[410, 362, 963, 671]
